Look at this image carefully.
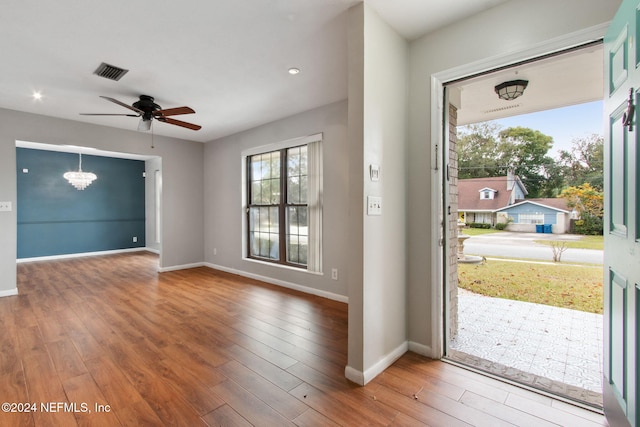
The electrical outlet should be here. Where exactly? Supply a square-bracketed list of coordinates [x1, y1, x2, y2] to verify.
[0, 201, 12, 212]
[133, 236, 138, 243]
[331, 268, 338, 280]
[213, 248, 217, 255]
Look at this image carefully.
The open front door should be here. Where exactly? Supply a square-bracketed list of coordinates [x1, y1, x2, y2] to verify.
[604, 0, 639, 425]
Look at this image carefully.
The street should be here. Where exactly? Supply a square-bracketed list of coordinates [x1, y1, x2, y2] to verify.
[462, 231, 603, 264]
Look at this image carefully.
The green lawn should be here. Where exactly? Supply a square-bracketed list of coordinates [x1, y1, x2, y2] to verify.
[461, 227, 502, 236]
[458, 260, 603, 314]
[534, 235, 603, 250]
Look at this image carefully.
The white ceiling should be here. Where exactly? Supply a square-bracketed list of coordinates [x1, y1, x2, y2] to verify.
[450, 43, 604, 125]
[0, 0, 511, 143]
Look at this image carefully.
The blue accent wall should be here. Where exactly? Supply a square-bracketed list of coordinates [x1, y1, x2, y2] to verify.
[17, 148, 146, 258]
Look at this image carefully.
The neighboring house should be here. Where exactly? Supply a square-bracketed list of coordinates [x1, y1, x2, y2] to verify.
[458, 172, 527, 225]
[459, 173, 571, 233]
[497, 198, 571, 234]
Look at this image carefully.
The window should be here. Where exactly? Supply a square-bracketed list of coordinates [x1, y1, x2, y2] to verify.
[244, 135, 322, 272]
[479, 189, 495, 200]
[516, 213, 544, 224]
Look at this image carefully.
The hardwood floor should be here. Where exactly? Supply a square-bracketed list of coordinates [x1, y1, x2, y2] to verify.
[1, 251, 606, 426]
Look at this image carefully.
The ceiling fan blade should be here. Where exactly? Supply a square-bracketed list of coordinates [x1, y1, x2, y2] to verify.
[160, 117, 202, 130]
[99, 95, 144, 114]
[80, 113, 140, 117]
[153, 106, 195, 117]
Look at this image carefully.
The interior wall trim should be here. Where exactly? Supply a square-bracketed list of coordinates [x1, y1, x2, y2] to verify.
[204, 262, 349, 303]
[0, 288, 18, 298]
[408, 341, 433, 358]
[158, 262, 206, 273]
[345, 341, 409, 386]
[16, 247, 150, 264]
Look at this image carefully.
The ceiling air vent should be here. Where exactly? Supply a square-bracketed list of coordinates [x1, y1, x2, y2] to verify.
[93, 62, 129, 81]
[483, 104, 521, 115]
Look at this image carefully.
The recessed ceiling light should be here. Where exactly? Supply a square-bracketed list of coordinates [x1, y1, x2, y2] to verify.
[32, 91, 42, 100]
[288, 67, 300, 75]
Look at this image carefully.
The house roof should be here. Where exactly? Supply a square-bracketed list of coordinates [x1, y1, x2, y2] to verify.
[458, 176, 517, 211]
[505, 198, 571, 213]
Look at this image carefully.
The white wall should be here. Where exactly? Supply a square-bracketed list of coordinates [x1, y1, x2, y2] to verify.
[0, 108, 205, 295]
[346, 3, 408, 384]
[406, 0, 620, 355]
[203, 100, 350, 300]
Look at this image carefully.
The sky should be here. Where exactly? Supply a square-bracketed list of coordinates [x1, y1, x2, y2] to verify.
[490, 100, 603, 159]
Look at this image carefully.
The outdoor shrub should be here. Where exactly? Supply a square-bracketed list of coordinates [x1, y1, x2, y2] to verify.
[468, 222, 491, 229]
[550, 241, 568, 262]
[574, 213, 603, 235]
[494, 222, 508, 230]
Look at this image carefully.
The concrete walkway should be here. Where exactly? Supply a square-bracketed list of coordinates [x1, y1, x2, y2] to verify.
[449, 289, 602, 397]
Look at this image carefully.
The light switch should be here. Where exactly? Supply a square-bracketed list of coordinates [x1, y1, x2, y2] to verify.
[367, 196, 382, 216]
[0, 201, 12, 212]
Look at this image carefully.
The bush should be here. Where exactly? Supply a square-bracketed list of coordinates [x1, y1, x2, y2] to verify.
[494, 222, 508, 230]
[574, 213, 603, 235]
[468, 222, 491, 229]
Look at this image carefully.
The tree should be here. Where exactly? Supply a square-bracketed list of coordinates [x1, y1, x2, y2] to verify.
[560, 183, 604, 235]
[558, 134, 604, 190]
[457, 122, 503, 179]
[537, 160, 566, 197]
[457, 124, 557, 197]
[560, 183, 603, 218]
[496, 127, 555, 198]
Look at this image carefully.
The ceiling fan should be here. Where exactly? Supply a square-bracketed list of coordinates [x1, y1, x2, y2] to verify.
[81, 95, 201, 131]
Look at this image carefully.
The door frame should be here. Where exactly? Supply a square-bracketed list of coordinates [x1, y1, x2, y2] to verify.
[428, 23, 610, 358]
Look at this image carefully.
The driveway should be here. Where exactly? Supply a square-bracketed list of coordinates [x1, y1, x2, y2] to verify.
[463, 232, 603, 264]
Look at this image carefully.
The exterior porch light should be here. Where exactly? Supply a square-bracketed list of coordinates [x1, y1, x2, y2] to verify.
[494, 79, 529, 101]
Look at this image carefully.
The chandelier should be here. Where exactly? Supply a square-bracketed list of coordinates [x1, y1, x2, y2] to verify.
[63, 153, 97, 190]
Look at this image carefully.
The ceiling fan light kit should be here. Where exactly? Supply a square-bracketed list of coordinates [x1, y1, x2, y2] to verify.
[80, 95, 201, 131]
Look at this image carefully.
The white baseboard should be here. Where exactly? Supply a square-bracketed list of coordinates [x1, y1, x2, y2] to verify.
[17, 247, 149, 263]
[344, 365, 365, 386]
[0, 288, 18, 298]
[345, 341, 408, 386]
[204, 263, 348, 303]
[408, 341, 433, 358]
[158, 262, 205, 273]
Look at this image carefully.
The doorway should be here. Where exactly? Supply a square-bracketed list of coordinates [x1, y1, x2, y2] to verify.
[15, 141, 162, 263]
[442, 43, 605, 408]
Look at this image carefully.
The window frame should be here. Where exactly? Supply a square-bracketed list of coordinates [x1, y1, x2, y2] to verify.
[241, 133, 322, 272]
[246, 146, 307, 267]
[516, 213, 545, 224]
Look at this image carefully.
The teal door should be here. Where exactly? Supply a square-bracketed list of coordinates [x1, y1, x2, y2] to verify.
[604, 0, 639, 425]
